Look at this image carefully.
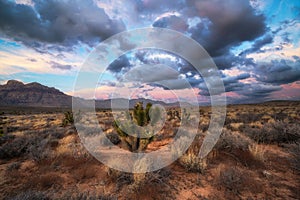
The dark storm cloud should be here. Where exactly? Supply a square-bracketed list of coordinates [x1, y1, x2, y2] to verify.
[199, 72, 251, 96]
[150, 0, 266, 70]
[240, 34, 273, 55]
[0, 0, 125, 47]
[213, 52, 255, 69]
[239, 84, 282, 98]
[255, 59, 300, 85]
[187, 0, 266, 57]
[107, 55, 131, 73]
[223, 73, 250, 85]
[50, 61, 73, 70]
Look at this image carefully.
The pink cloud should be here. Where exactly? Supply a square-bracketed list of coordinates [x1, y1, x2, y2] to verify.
[271, 81, 300, 100]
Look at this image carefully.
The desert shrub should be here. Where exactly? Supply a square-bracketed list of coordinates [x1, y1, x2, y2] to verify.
[62, 111, 74, 126]
[217, 167, 247, 194]
[170, 136, 191, 160]
[214, 129, 268, 167]
[61, 192, 117, 200]
[215, 129, 251, 152]
[0, 133, 14, 146]
[28, 138, 52, 163]
[106, 131, 120, 145]
[236, 113, 263, 123]
[0, 133, 51, 161]
[0, 116, 6, 135]
[70, 142, 92, 161]
[73, 165, 98, 181]
[25, 173, 63, 190]
[106, 156, 170, 192]
[6, 161, 21, 171]
[9, 191, 50, 200]
[224, 116, 239, 126]
[198, 122, 209, 132]
[106, 167, 133, 190]
[245, 121, 300, 144]
[271, 111, 288, 121]
[50, 130, 65, 139]
[289, 144, 300, 173]
[0, 136, 29, 159]
[173, 133, 207, 173]
[130, 157, 170, 192]
[129, 168, 171, 193]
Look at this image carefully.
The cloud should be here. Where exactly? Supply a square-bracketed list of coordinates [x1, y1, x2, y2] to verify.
[255, 59, 300, 84]
[149, 0, 267, 71]
[153, 14, 188, 32]
[240, 34, 274, 55]
[135, 0, 185, 14]
[187, 0, 266, 57]
[198, 72, 250, 96]
[123, 64, 179, 83]
[0, 0, 125, 47]
[239, 83, 282, 98]
[107, 54, 131, 73]
[50, 61, 73, 70]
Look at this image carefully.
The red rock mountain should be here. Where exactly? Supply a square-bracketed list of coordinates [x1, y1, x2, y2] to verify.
[0, 80, 72, 107]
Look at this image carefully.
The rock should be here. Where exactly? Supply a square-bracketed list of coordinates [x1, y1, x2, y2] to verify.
[0, 80, 72, 107]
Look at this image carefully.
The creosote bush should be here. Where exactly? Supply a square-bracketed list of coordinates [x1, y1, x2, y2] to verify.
[215, 129, 251, 152]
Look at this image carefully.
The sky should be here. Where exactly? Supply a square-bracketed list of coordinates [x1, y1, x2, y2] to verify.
[0, 0, 300, 104]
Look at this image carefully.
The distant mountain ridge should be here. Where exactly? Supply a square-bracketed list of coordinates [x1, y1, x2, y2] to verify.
[0, 80, 181, 108]
[0, 80, 72, 107]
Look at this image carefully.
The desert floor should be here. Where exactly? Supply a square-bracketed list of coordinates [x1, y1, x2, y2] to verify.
[0, 101, 299, 200]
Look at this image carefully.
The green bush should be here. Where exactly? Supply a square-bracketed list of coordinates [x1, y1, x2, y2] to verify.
[62, 111, 74, 126]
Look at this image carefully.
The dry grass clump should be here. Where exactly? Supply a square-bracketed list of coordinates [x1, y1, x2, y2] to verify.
[248, 143, 266, 162]
[178, 152, 207, 173]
